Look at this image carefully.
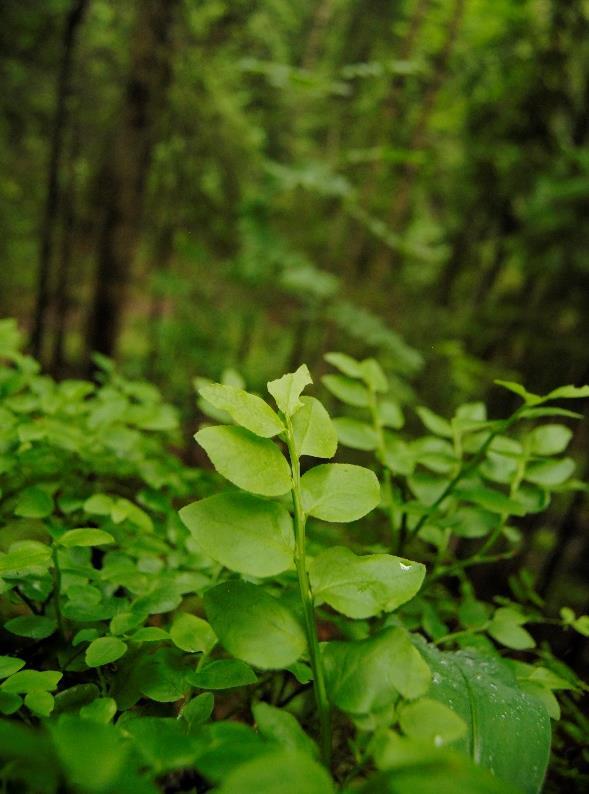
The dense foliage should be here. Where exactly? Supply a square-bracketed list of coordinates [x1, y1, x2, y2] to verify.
[0, 320, 587, 792]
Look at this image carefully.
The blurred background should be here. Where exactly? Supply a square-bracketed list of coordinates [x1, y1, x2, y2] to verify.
[0, 1, 588, 626]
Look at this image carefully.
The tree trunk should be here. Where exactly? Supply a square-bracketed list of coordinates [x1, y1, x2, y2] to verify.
[86, 0, 178, 364]
[30, 0, 89, 361]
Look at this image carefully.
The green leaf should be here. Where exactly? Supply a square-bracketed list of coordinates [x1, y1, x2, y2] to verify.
[301, 463, 380, 522]
[455, 485, 526, 516]
[80, 697, 117, 724]
[324, 351, 363, 379]
[129, 627, 170, 643]
[494, 380, 542, 405]
[0, 541, 52, 575]
[267, 365, 312, 417]
[216, 749, 333, 794]
[323, 627, 431, 713]
[195, 426, 292, 496]
[169, 613, 217, 654]
[309, 546, 425, 619]
[419, 645, 551, 794]
[360, 359, 388, 392]
[525, 457, 575, 487]
[2, 669, 62, 694]
[187, 659, 257, 689]
[546, 384, 589, 400]
[0, 656, 25, 679]
[488, 607, 535, 650]
[136, 647, 189, 703]
[179, 492, 294, 577]
[378, 400, 404, 429]
[529, 424, 573, 456]
[83, 493, 114, 515]
[58, 528, 115, 548]
[333, 417, 378, 451]
[399, 698, 467, 746]
[199, 383, 285, 437]
[24, 690, 54, 717]
[181, 692, 214, 728]
[321, 374, 370, 407]
[204, 580, 306, 670]
[5, 615, 57, 639]
[0, 691, 22, 715]
[415, 407, 453, 438]
[292, 396, 337, 458]
[14, 486, 54, 518]
[252, 702, 317, 758]
[85, 637, 128, 668]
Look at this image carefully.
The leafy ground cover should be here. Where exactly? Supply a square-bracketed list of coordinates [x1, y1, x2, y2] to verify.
[0, 318, 587, 793]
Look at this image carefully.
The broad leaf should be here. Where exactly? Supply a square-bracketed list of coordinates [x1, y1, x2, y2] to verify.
[199, 383, 284, 438]
[333, 417, 378, 451]
[2, 670, 62, 694]
[418, 644, 551, 794]
[14, 486, 54, 518]
[180, 492, 294, 577]
[187, 659, 257, 689]
[323, 627, 431, 714]
[529, 424, 572, 456]
[525, 458, 575, 487]
[0, 541, 52, 575]
[5, 615, 57, 640]
[309, 546, 425, 619]
[301, 463, 380, 522]
[322, 374, 370, 407]
[85, 637, 128, 668]
[58, 529, 115, 548]
[195, 426, 292, 496]
[0, 657, 25, 679]
[252, 702, 317, 758]
[292, 396, 337, 458]
[267, 365, 312, 417]
[170, 613, 217, 654]
[216, 749, 333, 794]
[204, 580, 306, 670]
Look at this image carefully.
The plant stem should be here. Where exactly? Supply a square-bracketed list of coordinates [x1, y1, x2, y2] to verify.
[285, 420, 332, 768]
[367, 387, 400, 552]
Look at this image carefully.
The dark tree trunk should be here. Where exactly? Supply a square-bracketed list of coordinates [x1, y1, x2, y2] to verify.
[86, 0, 178, 364]
[30, 0, 89, 361]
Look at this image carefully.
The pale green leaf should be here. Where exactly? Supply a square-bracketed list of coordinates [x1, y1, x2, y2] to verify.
[85, 637, 128, 668]
[267, 365, 312, 417]
[1, 670, 62, 694]
[525, 457, 575, 487]
[324, 352, 363, 379]
[187, 659, 257, 689]
[216, 749, 333, 794]
[24, 690, 54, 717]
[14, 487, 54, 518]
[360, 359, 388, 392]
[529, 424, 572, 456]
[415, 407, 453, 438]
[199, 384, 284, 438]
[301, 463, 380, 522]
[179, 492, 294, 577]
[292, 396, 337, 458]
[253, 702, 317, 758]
[170, 613, 217, 654]
[488, 608, 535, 650]
[58, 529, 115, 548]
[195, 426, 292, 496]
[309, 547, 425, 619]
[333, 417, 378, 451]
[204, 580, 306, 670]
[399, 697, 467, 746]
[321, 374, 370, 407]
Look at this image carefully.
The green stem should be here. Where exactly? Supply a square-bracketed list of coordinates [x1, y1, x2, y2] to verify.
[367, 387, 400, 552]
[285, 420, 332, 768]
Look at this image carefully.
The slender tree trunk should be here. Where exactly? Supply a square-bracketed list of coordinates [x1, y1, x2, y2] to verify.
[30, 0, 89, 361]
[370, 0, 466, 280]
[51, 122, 81, 376]
[86, 0, 178, 364]
[146, 224, 174, 379]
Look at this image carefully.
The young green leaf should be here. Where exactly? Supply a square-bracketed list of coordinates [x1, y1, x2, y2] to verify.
[399, 698, 467, 746]
[169, 613, 217, 654]
[252, 702, 318, 758]
[301, 463, 380, 522]
[5, 616, 57, 640]
[0, 657, 25, 679]
[529, 424, 573, 456]
[494, 380, 542, 405]
[181, 692, 214, 728]
[488, 608, 535, 650]
[267, 364, 312, 417]
[195, 426, 292, 496]
[360, 359, 388, 392]
[198, 383, 285, 438]
[323, 627, 431, 711]
[85, 637, 128, 668]
[1, 670, 62, 694]
[292, 396, 337, 458]
[58, 529, 115, 548]
[14, 486, 54, 518]
[333, 417, 378, 451]
[545, 384, 589, 401]
[415, 407, 453, 438]
[215, 749, 334, 794]
[324, 351, 363, 379]
[24, 690, 55, 717]
[378, 400, 405, 429]
[525, 458, 575, 487]
[321, 374, 370, 407]
[0, 541, 52, 575]
[187, 659, 257, 690]
[79, 697, 117, 724]
[180, 492, 294, 577]
[309, 546, 425, 619]
[204, 580, 306, 670]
